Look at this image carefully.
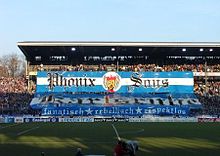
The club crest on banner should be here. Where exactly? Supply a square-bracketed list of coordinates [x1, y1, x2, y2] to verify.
[103, 72, 121, 92]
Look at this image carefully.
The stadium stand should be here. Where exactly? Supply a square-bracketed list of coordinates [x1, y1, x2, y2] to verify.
[26, 63, 220, 72]
[0, 42, 219, 117]
[0, 77, 33, 115]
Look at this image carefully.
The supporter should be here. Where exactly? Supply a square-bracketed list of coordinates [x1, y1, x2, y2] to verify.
[75, 148, 83, 156]
[114, 140, 128, 156]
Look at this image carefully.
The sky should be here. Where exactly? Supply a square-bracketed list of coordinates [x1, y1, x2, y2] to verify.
[0, 0, 220, 56]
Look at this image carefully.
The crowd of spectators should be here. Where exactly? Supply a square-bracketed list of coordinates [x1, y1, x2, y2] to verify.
[0, 77, 32, 115]
[0, 77, 27, 93]
[32, 63, 220, 72]
[197, 95, 220, 116]
[194, 81, 220, 96]
[1, 63, 220, 116]
[194, 80, 220, 116]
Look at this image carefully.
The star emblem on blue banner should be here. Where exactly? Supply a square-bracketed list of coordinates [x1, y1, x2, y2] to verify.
[85, 108, 93, 115]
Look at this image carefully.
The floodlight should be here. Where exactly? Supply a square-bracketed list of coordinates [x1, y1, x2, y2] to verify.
[182, 48, 186, 52]
[139, 48, 142, 51]
[71, 47, 76, 51]
[200, 48, 204, 52]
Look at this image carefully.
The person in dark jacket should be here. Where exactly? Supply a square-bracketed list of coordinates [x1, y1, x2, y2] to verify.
[75, 148, 83, 156]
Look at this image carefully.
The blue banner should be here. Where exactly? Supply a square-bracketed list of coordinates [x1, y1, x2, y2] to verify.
[41, 105, 190, 116]
[36, 71, 194, 93]
[30, 93, 201, 109]
[33, 71, 200, 117]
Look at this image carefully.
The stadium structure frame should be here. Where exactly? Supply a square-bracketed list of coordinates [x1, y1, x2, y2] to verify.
[17, 41, 220, 92]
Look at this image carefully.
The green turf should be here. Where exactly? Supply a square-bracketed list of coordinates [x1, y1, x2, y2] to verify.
[1, 122, 220, 156]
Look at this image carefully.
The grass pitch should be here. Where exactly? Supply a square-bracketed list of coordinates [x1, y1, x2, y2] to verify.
[0, 122, 220, 156]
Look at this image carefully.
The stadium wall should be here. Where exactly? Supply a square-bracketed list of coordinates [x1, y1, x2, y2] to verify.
[1, 116, 220, 123]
